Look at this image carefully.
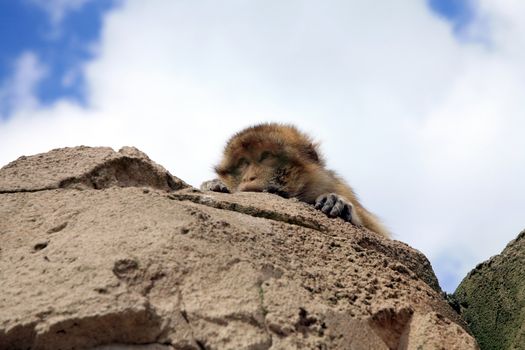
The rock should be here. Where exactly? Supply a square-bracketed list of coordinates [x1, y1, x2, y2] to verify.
[454, 229, 525, 350]
[0, 146, 188, 193]
[0, 146, 478, 350]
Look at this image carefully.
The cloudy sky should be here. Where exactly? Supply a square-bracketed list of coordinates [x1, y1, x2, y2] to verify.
[0, 0, 523, 292]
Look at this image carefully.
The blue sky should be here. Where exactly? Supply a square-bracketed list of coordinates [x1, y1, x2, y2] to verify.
[0, 0, 524, 294]
[428, 0, 475, 31]
[0, 0, 116, 114]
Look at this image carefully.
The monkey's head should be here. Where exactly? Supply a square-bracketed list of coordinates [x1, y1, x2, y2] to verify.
[215, 123, 326, 200]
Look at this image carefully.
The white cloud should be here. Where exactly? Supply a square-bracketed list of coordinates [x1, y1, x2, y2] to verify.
[0, 52, 47, 116]
[0, 0, 524, 291]
[409, 2, 525, 287]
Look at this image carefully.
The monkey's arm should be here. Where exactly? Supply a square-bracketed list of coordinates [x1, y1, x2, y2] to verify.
[307, 171, 389, 237]
[314, 190, 388, 237]
[200, 179, 230, 193]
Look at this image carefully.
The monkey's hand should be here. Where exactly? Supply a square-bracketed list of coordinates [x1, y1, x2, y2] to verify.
[200, 179, 230, 193]
[314, 193, 355, 224]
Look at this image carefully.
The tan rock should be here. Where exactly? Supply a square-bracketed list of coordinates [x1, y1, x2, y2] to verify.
[0, 146, 188, 193]
[0, 147, 478, 349]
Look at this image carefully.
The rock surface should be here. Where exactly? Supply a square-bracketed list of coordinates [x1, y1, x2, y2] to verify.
[0, 146, 188, 193]
[454, 229, 525, 350]
[0, 146, 478, 350]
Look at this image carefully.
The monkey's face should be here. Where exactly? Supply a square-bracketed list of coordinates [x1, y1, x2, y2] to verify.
[215, 123, 325, 200]
[216, 146, 295, 196]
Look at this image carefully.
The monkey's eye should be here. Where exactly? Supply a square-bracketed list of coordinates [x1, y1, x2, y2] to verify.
[215, 165, 230, 177]
[259, 151, 271, 162]
[237, 157, 249, 167]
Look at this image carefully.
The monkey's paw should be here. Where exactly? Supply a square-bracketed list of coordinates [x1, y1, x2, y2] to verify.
[200, 179, 230, 193]
[314, 193, 354, 223]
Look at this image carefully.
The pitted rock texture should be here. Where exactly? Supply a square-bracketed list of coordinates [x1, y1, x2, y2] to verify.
[0, 146, 188, 193]
[454, 229, 525, 350]
[0, 146, 478, 350]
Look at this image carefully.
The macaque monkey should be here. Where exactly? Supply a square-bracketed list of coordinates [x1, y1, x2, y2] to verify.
[201, 123, 389, 237]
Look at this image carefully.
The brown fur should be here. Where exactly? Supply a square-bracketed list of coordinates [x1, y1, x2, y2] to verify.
[211, 123, 389, 237]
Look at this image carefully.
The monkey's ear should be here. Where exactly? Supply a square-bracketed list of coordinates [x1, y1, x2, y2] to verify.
[214, 165, 229, 177]
[304, 143, 321, 163]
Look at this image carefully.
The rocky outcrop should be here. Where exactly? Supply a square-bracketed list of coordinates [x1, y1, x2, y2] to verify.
[0, 146, 188, 193]
[454, 229, 525, 350]
[0, 146, 477, 349]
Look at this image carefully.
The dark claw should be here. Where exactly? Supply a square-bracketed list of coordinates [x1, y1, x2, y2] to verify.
[315, 195, 327, 209]
[321, 194, 337, 216]
[342, 204, 352, 222]
[329, 199, 345, 217]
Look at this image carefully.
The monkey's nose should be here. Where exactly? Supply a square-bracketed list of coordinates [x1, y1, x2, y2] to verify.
[248, 175, 257, 181]
[238, 181, 263, 192]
